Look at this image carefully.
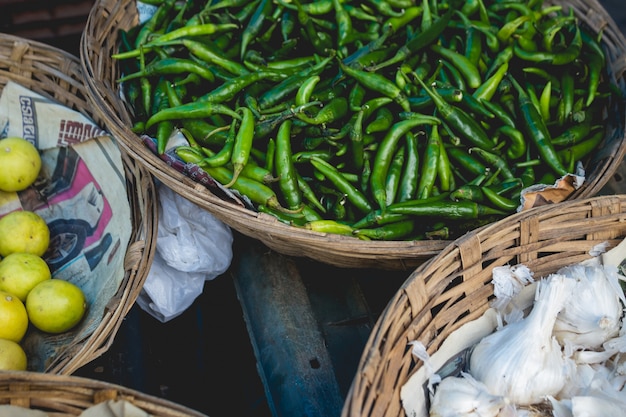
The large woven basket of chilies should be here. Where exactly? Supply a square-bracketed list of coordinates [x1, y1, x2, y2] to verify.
[0, 33, 158, 374]
[0, 371, 207, 416]
[342, 193, 626, 417]
[81, 0, 626, 270]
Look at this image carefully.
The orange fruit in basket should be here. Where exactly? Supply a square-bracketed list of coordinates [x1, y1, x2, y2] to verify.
[0, 210, 50, 257]
[26, 279, 86, 334]
[0, 136, 41, 192]
[0, 290, 29, 342]
[0, 338, 27, 370]
[0, 252, 51, 302]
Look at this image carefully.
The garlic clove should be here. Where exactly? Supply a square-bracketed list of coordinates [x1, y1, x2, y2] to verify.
[554, 264, 623, 354]
[470, 275, 577, 405]
[428, 373, 512, 417]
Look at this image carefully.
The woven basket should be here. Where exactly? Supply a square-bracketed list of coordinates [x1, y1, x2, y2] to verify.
[342, 193, 626, 417]
[0, 371, 206, 416]
[0, 33, 157, 374]
[80, 0, 626, 270]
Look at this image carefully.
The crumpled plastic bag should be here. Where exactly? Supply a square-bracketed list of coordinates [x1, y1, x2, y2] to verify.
[137, 184, 233, 322]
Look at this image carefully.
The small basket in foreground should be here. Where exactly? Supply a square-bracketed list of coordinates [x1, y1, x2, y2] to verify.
[0, 371, 207, 416]
[342, 194, 626, 417]
[0, 34, 158, 374]
[81, 0, 626, 270]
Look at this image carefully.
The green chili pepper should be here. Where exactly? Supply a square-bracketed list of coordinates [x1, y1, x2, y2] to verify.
[181, 39, 250, 76]
[469, 147, 515, 180]
[351, 207, 410, 229]
[200, 119, 237, 167]
[225, 106, 256, 187]
[414, 73, 494, 151]
[257, 54, 334, 110]
[295, 97, 349, 125]
[310, 156, 372, 214]
[198, 70, 287, 104]
[557, 129, 604, 165]
[481, 186, 519, 212]
[417, 125, 441, 200]
[385, 146, 405, 206]
[514, 24, 582, 65]
[145, 101, 241, 130]
[368, 0, 461, 71]
[430, 43, 482, 89]
[496, 125, 525, 160]
[472, 61, 509, 102]
[388, 199, 506, 219]
[508, 74, 568, 176]
[370, 115, 440, 210]
[446, 146, 488, 177]
[450, 183, 485, 202]
[353, 219, 415, 240]
[339, 60, 411, 112]
[240, 0, 272, 59]
[295, 75, 321, 106]
[304, 219, 355, 236]
[398, 132, 420, 202]
[275, 119, 303, 210]
[117, 57, 216, 83]
[551, 122, 595, 147]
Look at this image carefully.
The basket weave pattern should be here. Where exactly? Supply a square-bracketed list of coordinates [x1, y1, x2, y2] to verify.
[342, 194, 626, 417]
[0, 33, 158, 374]
[81, 0, 626, 270]
[0, 371, 207, 416]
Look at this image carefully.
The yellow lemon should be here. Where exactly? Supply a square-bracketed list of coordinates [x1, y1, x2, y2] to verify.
[0, 290, 29, 342]
[0, 253, 51, 302]
[0, 137, 42, 192]
[0, 210, 50, 257]
[26, 279, 86, 334]
[0, 338, 27, 370]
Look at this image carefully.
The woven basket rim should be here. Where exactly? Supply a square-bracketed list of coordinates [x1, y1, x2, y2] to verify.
[80, 0, 626, 271]
[0, 370, 207, 416]
[342, 192, 626, 417]
[0, 32, 158, 374]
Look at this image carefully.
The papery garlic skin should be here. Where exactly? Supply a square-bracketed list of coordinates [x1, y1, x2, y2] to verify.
[554, 264, 624, 354]
[570, 395, 626, 416]
[469, 275, 576, 405]
[429, 373, 512, 417]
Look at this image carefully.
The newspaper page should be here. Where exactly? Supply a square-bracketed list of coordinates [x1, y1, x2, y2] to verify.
[0, 81, 132, 371]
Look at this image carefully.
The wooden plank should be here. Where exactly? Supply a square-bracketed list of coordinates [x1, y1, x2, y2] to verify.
[232, 237, 345, 417]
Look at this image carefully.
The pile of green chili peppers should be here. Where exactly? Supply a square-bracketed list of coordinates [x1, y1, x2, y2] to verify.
[114, 0, 617, 241]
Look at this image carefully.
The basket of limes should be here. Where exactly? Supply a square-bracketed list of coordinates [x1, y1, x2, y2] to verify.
[0, 371, 207, 416]
[0, 33, 158, 374]
[81, 0, 626, 270]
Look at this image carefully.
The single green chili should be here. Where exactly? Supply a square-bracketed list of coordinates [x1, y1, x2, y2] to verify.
[385, 146, 405, 206]
[398, 131, 420, 202]
[508, 74, 568, 176]
[225, 106, 255, 187]
[339, 60, 411, 112]
[414, 73, 495, 151]
[387, 199, 506, 219]
[310, 156, 372, 214]
[417, 125, 441, 200]
[353, 219, 415, 240]
[275, 119, 303, 210]
[145, 101, 241, 130]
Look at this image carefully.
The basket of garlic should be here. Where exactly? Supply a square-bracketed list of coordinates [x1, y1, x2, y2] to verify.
[342, 194, 626, 417]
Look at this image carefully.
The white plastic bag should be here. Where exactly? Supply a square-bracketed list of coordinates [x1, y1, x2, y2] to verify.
[137, 184, 233, 322]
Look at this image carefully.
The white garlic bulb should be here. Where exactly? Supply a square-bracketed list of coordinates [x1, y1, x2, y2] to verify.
[429, 372, 512, 417]
[469, 274, 576, 405]
[553, 264, 624, 354]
